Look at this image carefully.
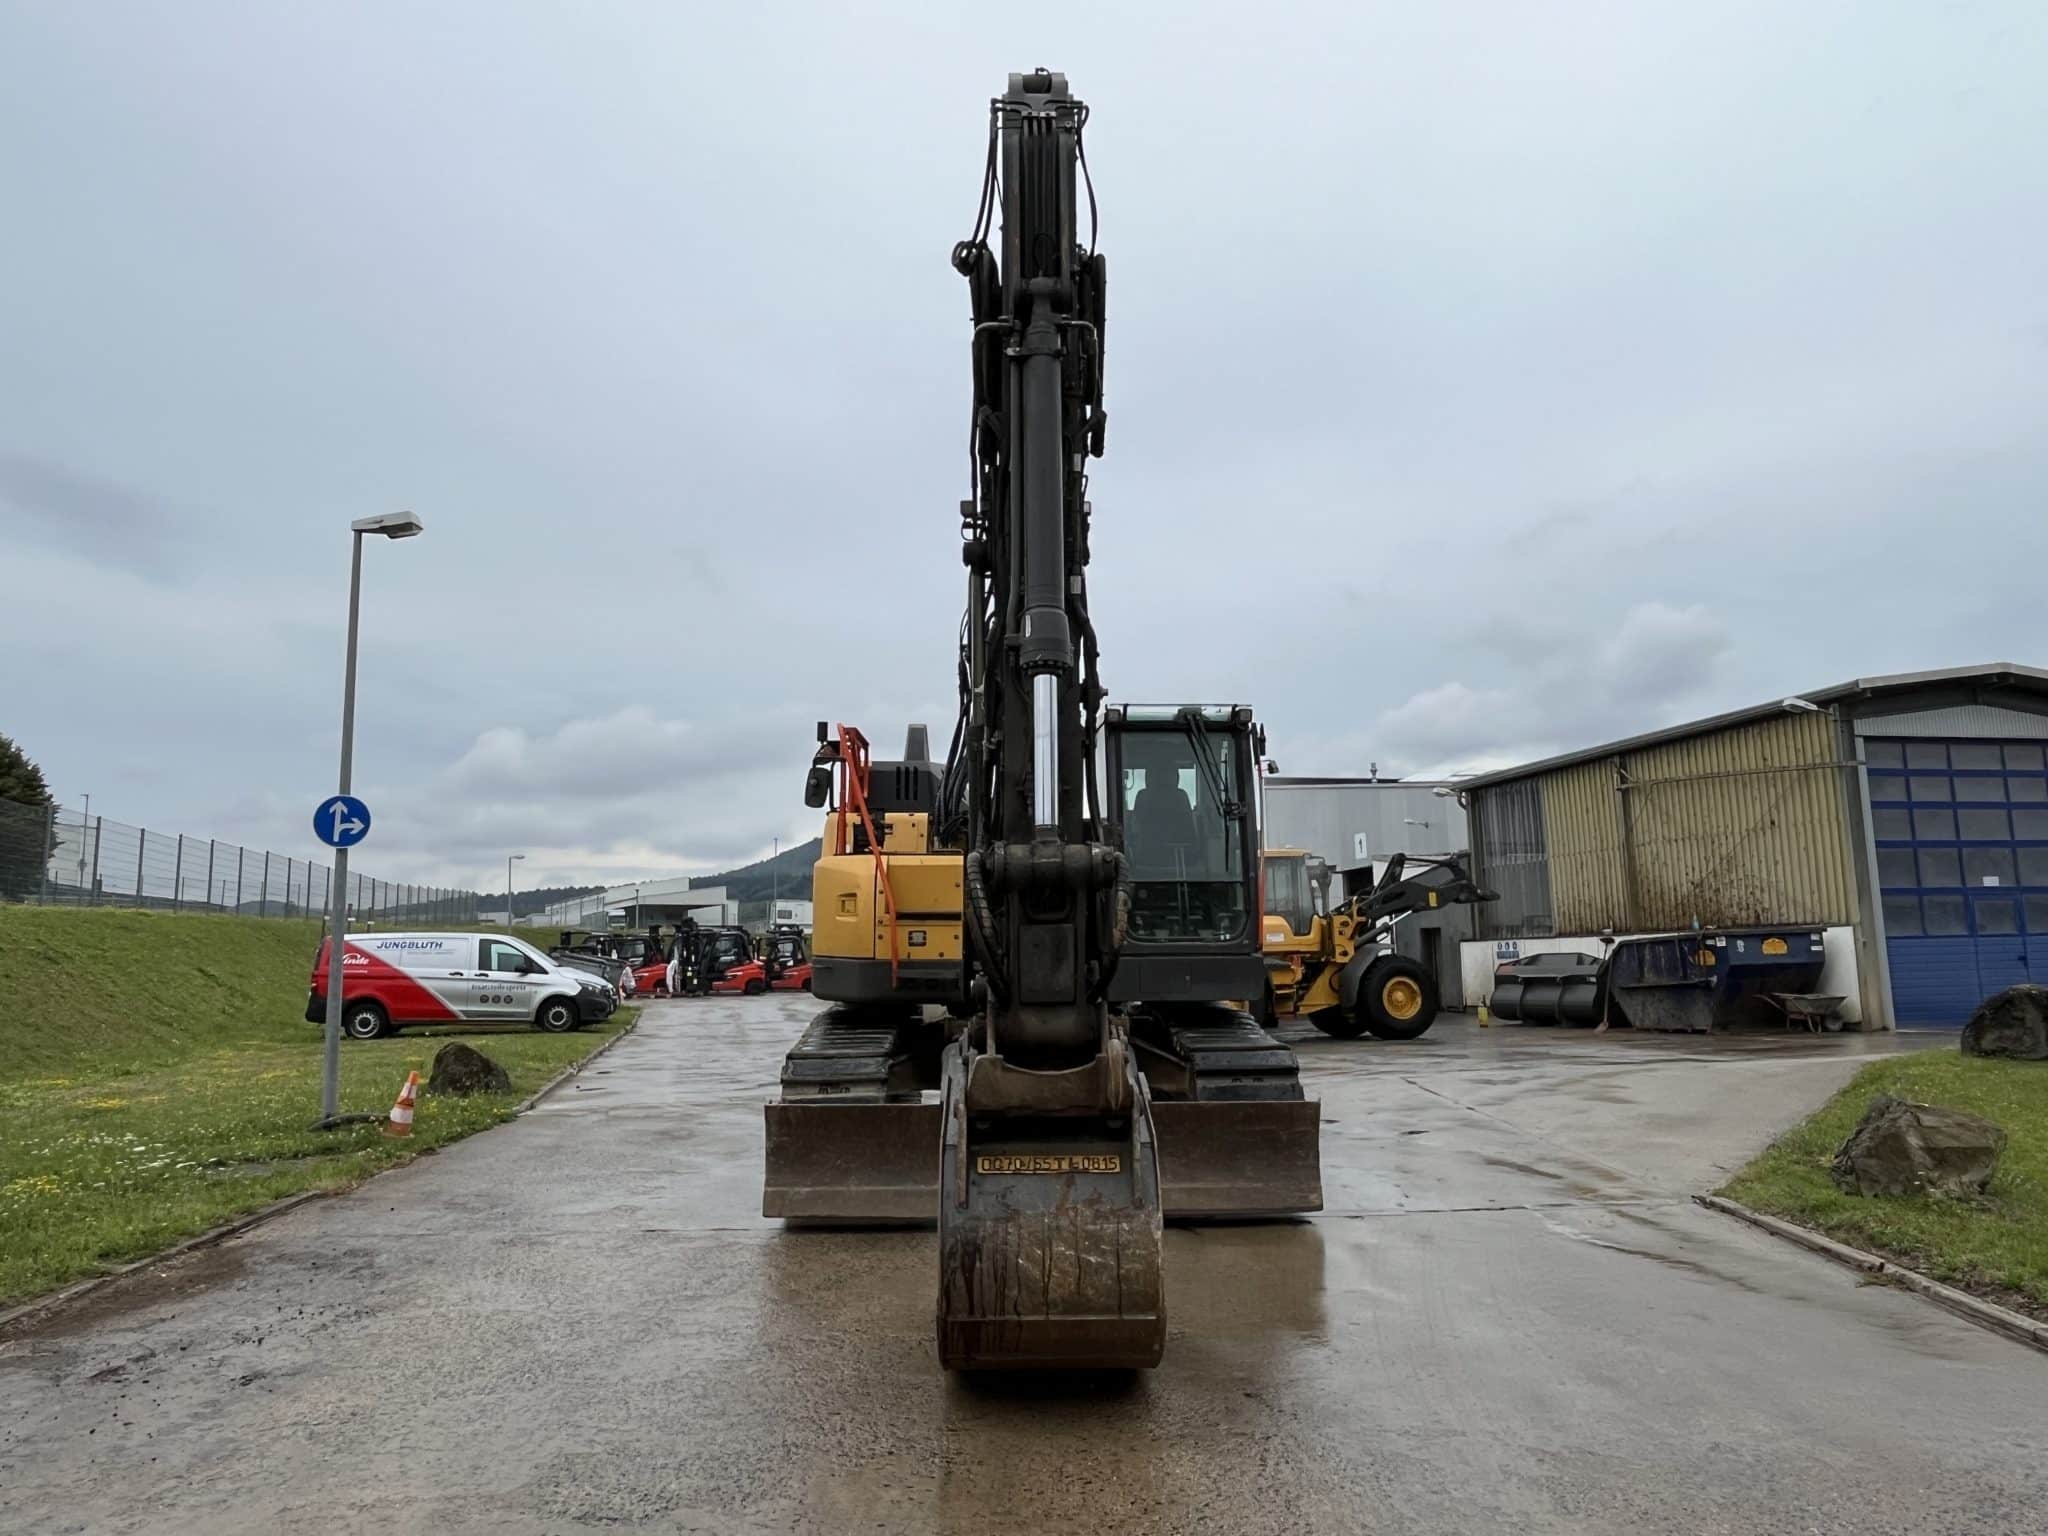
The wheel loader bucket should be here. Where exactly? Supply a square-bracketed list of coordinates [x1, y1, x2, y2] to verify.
[762, 1101, 942, 1223]
[1151, 1098, 1324, 1218]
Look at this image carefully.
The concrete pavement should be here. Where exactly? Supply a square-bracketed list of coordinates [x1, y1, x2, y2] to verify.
[3, 1002, 2043, 1534]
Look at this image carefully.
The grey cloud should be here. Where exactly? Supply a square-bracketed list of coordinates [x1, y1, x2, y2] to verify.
[439, 708, 807, 802]
[1361, 602, 1733, 774]
[0, 453, 185, 576]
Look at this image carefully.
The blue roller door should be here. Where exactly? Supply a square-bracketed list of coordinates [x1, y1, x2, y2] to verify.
[1872, 737, 2048, 1026]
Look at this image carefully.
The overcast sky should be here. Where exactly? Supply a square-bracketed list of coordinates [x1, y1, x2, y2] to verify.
[4, 3, 2044, 890]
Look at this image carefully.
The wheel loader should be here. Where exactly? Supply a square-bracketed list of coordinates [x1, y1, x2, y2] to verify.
[1262, 848, 1496, 1039]
[760, 71, 1322, 1372]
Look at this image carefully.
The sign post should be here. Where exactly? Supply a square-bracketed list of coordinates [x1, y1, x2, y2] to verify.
[314, 793, 372, 1124]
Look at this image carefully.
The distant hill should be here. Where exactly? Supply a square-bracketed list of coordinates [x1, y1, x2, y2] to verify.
[694, 839, 822, 904]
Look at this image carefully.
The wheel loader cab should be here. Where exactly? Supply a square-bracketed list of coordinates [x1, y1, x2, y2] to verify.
[1262, 849, 1333, 946]
[1104, 705, 1268, 1003]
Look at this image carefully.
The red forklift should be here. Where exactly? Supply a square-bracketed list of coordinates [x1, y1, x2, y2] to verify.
[760, 926, 813, 992]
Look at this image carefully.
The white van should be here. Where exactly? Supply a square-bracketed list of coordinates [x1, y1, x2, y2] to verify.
[307, 931, 618, 1040]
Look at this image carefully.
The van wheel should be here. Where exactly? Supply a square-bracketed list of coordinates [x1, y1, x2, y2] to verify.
[343, 1001, 389, 1041]
[534, 997, 578, 1033]
[1359, 956, 1439, 1040]
[743, 977, 766, 996]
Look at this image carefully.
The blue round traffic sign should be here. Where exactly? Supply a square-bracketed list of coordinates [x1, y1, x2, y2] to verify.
[314, 794, 372, 848]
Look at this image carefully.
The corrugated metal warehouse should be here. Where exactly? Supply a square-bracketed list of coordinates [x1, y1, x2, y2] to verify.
[1262, 776, 1476, 1007]
[1458, 664, 2048, 1029]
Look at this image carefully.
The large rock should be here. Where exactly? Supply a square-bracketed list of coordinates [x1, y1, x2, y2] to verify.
[1830, 1095, 2005, 1198]
[1960, 986, 2048, 1060]
[426, 1041, 512, 1097]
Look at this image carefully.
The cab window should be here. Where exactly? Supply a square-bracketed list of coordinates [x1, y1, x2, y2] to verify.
[480, 939, 532, 973]
[1119, 727, 1247, 942]
[1265, 856, 1313, 935]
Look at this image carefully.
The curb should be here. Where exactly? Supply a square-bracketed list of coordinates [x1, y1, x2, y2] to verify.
[512, 1011, 640, 1114]
[1695, 1194, 2048, 1356]
[0, 1015, 641, 1339]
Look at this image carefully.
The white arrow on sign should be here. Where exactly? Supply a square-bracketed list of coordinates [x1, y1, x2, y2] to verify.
[326, 800, 366, 841]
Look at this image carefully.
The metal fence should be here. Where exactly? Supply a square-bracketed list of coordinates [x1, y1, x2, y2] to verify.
[0, 797, 478, 923]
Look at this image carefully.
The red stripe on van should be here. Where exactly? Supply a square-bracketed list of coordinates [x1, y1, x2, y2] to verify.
[309, 940, 462, 1024]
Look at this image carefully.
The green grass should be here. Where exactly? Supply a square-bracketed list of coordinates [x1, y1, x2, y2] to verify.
[1720, 1051, 2048, 1313]
[0, 906, 631, 1306]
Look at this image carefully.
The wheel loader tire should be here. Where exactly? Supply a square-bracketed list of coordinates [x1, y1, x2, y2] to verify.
[1359, 955, 1439, 1041]
[1309, 1006, 1367, 1040]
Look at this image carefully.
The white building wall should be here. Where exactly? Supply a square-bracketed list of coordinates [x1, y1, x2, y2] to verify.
[1262, 779, 1469, 879]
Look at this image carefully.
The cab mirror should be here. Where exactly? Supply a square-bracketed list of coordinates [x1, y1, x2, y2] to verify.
[804, 764, 833, 809]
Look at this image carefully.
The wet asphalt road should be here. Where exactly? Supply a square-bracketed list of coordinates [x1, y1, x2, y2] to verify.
[3, 1001, 2044, 1535]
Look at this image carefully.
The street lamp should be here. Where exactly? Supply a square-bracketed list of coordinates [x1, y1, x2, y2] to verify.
[320, 511, 424, 1127]
[508, 854, 526, 929]
[770, 836, 779, 922]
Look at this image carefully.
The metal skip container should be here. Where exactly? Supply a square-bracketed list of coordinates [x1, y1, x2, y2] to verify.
[1488, 929, 1828, 1032]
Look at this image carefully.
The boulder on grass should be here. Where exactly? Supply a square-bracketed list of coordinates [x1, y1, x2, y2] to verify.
[1830, 1094, 2005, 1198]
[1960, 985, 2048, 1060]
[426, 1041, 511, 1097]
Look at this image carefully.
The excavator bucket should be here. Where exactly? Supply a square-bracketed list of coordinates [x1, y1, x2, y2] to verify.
[1152, 1098, 1324, 1218]
[762, 1102, 941, 1223]
[935, 1056, 1165, 1371]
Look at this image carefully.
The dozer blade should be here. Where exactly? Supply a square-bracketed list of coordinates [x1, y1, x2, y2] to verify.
[1152, 1098, 1325, 1218]
[936, 1048, 1165, 1371]
[762, 1101, 942, 1223]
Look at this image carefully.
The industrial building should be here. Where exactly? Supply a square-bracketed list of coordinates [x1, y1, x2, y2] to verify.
[1457, 664, 2048, 1030]
[1262, 775, 1477, 1007]
[533, 878, 736, 933]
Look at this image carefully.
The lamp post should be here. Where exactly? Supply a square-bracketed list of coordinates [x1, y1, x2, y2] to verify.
[321, 511, 424, 1126]
[508, 853, 526, 930]
[76, 791, 90, 895]
[770, 837, 779, 922]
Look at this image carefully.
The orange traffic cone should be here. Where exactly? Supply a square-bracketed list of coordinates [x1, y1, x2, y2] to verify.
[384, 1071, 420, 1138]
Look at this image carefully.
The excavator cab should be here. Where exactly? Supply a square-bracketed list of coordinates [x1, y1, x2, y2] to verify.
[1103, 705, 1267, 1001]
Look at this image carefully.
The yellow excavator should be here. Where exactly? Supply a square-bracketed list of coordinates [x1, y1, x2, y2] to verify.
[1261, 848, 1495, 1039]
[762, 71, 1322, 1372]
[801, 723, 966, 1013]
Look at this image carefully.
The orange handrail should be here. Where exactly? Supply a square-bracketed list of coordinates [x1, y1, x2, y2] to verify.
[832, 724, 902, 985]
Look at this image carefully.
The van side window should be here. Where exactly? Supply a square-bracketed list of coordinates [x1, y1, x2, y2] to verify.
[480, 939, 529, 972]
